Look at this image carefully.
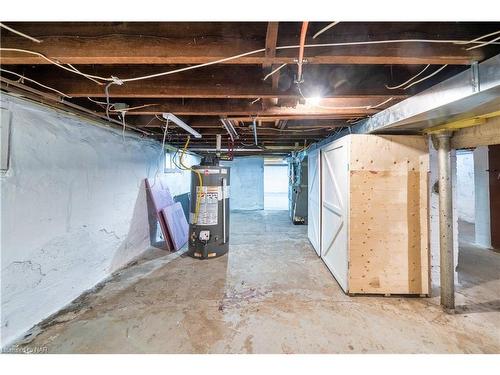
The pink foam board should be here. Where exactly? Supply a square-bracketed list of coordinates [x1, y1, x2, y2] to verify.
[161, 202, 189, 251]
[145, 177, 175, 251]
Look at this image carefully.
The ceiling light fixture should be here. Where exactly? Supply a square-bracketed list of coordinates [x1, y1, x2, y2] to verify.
[162, 113, 202, 139]
[306, 96, 322, 106]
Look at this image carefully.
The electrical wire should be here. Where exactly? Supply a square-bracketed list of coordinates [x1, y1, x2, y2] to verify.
[385, 64, 431, 90]
[109, 104, 159, 113]
[104, 82, 117, 120]
[0, 23, 42, 43]
[178, 137, 203, 225]
[0, 48, 104, 84]
[455, 30, 500, 45]
[312, 22, 340, 39]
[0, 68, 71, 98]
[3, 31, 498, 84]
[466, 35, 500, 50]
[401, 64, 448, 90]
[110, 33, 499, 83]
[263, 63, 287, 81]
[87, 97, 108, 105]
[161, 119, 169, 150]
[121, 112, 127, 141]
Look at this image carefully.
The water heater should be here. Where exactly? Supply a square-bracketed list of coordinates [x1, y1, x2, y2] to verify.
[188, 159, 230, 259]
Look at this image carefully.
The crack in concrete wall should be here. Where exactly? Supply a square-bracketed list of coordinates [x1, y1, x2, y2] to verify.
[0, 94, 199, 348]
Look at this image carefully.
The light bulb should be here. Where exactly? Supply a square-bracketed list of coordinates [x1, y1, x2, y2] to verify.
[306, 96, 322, 106]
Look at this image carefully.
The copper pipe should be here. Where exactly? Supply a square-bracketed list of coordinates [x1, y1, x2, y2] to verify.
[296, 21, 309, 83]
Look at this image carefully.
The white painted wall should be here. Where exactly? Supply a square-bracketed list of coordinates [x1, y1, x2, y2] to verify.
[474, 146, 491, 248]
[221, 157, 264, 210]
[264, 165, 289, 210]
[456, 150, 475, 223]
[264, 165, 288, 193]
[429, 142, 459, 287]
[0, 95, 197, 347]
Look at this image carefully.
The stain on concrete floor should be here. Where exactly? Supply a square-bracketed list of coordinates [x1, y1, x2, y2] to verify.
[10, 211, 500, 353]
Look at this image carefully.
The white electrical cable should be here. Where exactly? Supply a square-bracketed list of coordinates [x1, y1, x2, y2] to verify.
[0, 23, 42, 43]
[466, 35, 500, 50]
[2, 31, 498, 84]
[121, 112, 127, 141]
[0, 48, 104, 84]
[161, 119, 169, 151]
[454, 30, 500, 45]
[109, 104, 159, 112]
[385, 64, 431, 90]
[313, 22, 340, 39]
[0, 68, 72, 98]
[87, 97, 108, 105]
[263, 63, 287, 81]
[402, 64, 448, 90]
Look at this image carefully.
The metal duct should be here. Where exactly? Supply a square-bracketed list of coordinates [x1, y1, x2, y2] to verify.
[352, 53, 500, 134]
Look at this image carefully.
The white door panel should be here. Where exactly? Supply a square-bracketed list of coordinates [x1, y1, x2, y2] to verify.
[321, 140, 349, 292]
[307, 148, 321, 256]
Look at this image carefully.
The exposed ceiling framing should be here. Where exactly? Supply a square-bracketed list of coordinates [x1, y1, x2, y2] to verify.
[1, 22, 499, 153]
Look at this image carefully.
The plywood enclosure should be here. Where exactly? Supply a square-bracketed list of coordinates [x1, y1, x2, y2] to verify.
[348, 135, 430, 295]
[311, 134, 430, 295]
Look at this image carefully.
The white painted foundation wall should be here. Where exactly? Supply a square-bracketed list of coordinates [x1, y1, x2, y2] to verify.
[0, 95, 197, 347]
[221, 157, 264, 210]
[474, 146, 491, 248]
[456, 150, 475, 223]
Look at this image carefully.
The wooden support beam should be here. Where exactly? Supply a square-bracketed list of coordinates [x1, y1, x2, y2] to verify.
[263, 22, 288, 109]
[2, 64, 424, 99]
[127, 116, 347, 128]
[0, 35, 482, 65]
[263, 22, 279, 69]
[88, 97, 397, 116]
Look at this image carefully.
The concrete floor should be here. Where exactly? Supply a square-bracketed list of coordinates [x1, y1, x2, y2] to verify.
[12, 211, 500, 353]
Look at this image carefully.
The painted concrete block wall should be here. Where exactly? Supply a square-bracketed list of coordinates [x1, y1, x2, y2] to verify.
[0, 95, 198, 347]
[429, 143, 459, 287]
[456, 150, 475, 223]
[220, 157, 264, 210]
[474, 146, 491, 248]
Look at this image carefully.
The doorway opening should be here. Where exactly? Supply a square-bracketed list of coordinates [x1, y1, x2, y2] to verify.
[264, 161, 289, 210]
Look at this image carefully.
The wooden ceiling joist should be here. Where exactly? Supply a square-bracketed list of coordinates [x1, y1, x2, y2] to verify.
[88, 97, 398, 116]
[1, 22, 499, 153]
[0, 36, 483, 66]
[127, 116, 347, 129]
